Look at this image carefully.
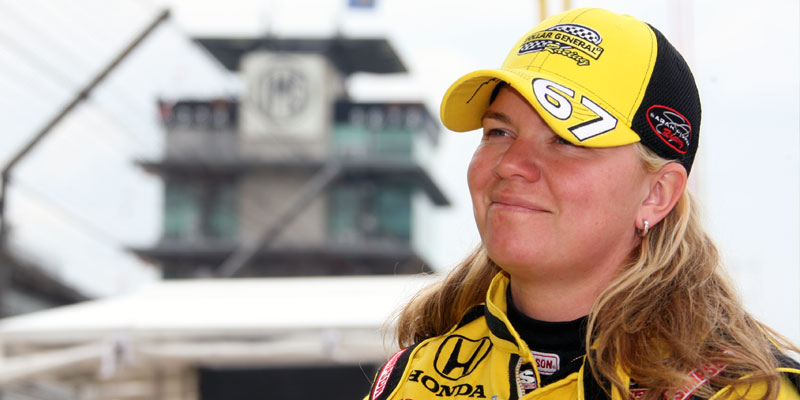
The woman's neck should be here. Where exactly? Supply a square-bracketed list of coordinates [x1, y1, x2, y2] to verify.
[505, 241, 635, 321]
[508, 269, 614, 322]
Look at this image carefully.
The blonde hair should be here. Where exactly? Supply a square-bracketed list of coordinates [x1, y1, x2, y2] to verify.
[393, 143, 796, 399]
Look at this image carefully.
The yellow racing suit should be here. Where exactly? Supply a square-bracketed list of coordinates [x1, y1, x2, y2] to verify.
[366, 273, 800, 400]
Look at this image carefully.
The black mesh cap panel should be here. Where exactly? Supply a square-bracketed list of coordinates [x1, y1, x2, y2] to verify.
[631, 24, 701, 175]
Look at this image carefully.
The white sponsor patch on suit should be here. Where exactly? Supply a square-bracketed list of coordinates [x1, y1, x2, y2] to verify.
[531, 351, 560, 375]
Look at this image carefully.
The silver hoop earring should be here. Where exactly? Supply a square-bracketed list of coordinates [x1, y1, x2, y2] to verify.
[641, 220, 650, 236]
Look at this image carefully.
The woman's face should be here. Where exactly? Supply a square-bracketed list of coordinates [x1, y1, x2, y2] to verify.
[468, 86, 651, 282]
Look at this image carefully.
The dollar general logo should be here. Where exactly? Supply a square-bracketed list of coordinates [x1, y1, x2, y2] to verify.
[518, 23, 604, 66]
[433, 335, 492, 380]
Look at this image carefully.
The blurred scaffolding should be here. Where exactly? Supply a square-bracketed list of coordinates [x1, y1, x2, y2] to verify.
[0, 0, 448, 399]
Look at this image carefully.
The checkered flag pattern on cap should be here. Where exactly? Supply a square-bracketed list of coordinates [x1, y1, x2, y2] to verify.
[555, 24, 602, 43]
[519, 23, 603, 55]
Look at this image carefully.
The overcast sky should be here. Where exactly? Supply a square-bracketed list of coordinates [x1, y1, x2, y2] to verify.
[1, 0, 798, 340]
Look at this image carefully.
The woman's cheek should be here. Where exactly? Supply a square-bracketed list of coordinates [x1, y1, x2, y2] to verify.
[467, 149, 494, 236]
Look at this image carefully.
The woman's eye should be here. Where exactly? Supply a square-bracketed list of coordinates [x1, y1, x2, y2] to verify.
[484, 128, 509, 138]
[555, 136, 573, 145]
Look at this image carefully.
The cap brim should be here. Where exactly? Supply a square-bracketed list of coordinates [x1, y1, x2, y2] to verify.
[440, 68, 640, 147]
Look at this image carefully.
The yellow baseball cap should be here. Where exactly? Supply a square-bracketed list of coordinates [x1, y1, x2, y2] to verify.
[440, 8, 701, 173]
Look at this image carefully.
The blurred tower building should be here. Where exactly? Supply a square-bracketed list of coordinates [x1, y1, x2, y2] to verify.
[128, 37, 448, 399]
[133, 37, 447, 279]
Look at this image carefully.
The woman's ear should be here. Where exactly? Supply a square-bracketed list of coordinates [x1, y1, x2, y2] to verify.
[638, 162, 688, 228]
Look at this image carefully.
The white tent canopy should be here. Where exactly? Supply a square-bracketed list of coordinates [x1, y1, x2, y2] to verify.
[0, 274, 438, 387]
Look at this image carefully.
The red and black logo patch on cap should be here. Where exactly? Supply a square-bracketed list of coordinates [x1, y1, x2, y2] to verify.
[630, 25, 700, 175]
[646, 105, 692, 154]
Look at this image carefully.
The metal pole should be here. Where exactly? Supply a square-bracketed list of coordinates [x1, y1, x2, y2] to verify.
[0, 9, 170, 316]
[539, 0, 547, 21]
[0, 9, 169, 245]
[0, 172, 7, 245]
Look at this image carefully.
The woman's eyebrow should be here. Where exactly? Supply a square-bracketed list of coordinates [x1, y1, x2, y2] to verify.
[482, 110, 512, 124]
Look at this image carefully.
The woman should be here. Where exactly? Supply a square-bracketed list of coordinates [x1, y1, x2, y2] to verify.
[365, 8, 800, 400]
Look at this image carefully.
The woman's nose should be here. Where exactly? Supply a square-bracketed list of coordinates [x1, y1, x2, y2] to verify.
[494, 138, 542, 182]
